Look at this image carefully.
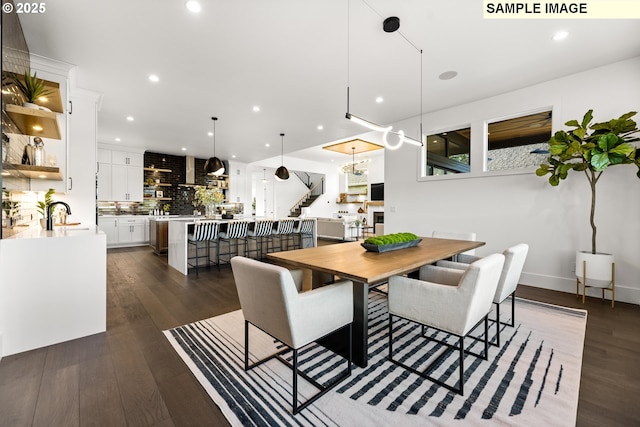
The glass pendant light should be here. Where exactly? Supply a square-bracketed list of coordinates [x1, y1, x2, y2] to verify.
[204, 116, 225, 176]
[274, 133, 290, 181]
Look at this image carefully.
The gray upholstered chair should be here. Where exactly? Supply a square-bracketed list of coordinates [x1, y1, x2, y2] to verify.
[436, 243, 529, 347]
[231, 256, 354, 414]
[387, 253, 505, 395]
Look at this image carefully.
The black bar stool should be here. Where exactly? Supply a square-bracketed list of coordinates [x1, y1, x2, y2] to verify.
[217, 220, 250, 267]
[246, 219, 274, 259]
[187, 221, 220, 275]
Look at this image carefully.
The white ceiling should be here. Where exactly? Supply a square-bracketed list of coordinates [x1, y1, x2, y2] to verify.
[18, 0, 640, 164]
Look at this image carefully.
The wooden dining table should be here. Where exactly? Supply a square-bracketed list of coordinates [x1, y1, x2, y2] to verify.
[266, 237, 485, 367]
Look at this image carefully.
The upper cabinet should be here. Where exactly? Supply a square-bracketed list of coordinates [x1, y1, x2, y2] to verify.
[97, 145, 144, 202]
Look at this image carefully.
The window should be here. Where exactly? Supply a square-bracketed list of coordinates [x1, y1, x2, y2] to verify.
[424, 127, 471, 176]
[486, 110, 552, 171]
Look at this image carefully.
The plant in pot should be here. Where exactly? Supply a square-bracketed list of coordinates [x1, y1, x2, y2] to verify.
[36, 188, 56, 228]
[2, 191, 21, 229]
[192, 186, 224, 218]
[536, 110, 640, 305]
[13, 71, 53, 109]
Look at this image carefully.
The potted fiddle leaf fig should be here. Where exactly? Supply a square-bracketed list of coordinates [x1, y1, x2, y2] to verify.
[536, 110, 640, 294]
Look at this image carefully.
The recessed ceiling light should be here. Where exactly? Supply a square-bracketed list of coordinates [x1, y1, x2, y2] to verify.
[32, 125, 43, 131]
[148, 74, 159, 82]
[253, 106, 260, 112]
[232, 155, 236, 158]
[115, 137, 121, 142]
[265, 143, 270, 147]
[207, 131, 213, 136]
[375, 96, 384, 103]
[317, 125, 324, 130]
[185, 1, 201, 13]
[181, 147, 187, 151]
[126, 116, 134, 121]
[438, 71, 458, 80]
[38, 174, 47, 179]
[553, 31, 569, 41]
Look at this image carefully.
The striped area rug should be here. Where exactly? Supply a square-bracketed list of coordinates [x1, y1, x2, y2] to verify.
[164, 293, 586, 426]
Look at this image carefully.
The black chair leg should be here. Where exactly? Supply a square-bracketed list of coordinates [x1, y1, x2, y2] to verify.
[495, 303, 500, 348]
[292, 349, 299, 414]
[459, 335, 464, 396]
[244, 320, 249, 370]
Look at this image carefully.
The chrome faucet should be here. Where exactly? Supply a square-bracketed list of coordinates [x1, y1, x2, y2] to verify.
[46, 201, 72, 230]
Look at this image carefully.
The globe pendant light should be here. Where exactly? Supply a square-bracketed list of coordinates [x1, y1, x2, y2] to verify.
[274, 133, 290, 181]
[204, 116, 225, 176]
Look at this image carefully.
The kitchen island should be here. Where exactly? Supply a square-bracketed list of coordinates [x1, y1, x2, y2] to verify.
[0, 225, 106, 358]
[168, 218, 317, 275]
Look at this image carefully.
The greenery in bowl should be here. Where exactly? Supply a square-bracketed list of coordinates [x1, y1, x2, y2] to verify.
[13, 72, 53, 104]
[364, 232, 419, 246]
[536, 110, 639, 254]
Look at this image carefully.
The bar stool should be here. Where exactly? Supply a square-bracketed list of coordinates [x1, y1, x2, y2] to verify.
[274, 218, 298, 251]
[187, 221, 220, 275]
[246, 219, 274, 259]
[217, 220, 250, 267]
[296, 218, 315, 249]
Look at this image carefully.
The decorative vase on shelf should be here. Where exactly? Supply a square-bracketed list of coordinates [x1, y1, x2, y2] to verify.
[205, 204, 217, 218]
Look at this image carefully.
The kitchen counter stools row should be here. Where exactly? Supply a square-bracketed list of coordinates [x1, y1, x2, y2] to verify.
[176, 218, 317, 275]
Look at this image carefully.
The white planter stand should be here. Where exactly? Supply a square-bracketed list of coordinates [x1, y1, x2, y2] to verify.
[575, 251, 615, 308]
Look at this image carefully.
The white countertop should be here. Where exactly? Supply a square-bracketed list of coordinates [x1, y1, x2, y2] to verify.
[3, 224, 103, 240]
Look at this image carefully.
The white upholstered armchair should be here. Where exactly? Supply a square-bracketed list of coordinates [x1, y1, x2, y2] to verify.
[388, 253, 505, 395]
[231, 256, 354, 414]
[436, 243, 529, 347]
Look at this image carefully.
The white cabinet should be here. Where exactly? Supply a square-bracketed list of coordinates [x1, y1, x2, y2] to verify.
[96, 146, 144, 202]
[117, 217, 147, 244]
[66, 89, 101, 225]
[97, 161, 111, 201]
[99, 215, 148, 248]
[98, 217, 118, 245]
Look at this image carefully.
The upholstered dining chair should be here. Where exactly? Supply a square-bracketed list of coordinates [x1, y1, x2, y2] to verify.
[387, 253, 505, 395]
[231, 256, 354, 414]
[435, 243, 529, 347]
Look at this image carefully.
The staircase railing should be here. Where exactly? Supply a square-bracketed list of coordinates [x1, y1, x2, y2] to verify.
[293, 171, 312, 188]
[290, 177, 325, 215]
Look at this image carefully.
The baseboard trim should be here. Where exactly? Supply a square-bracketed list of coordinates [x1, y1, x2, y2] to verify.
[520, 272, 639, 306]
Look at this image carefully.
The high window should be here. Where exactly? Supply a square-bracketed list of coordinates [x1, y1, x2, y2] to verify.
[486, 110, 552, 171]
[424, 126, 471, 176]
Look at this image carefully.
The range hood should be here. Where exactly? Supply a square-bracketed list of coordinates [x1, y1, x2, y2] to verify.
[185, 155, 195, 185]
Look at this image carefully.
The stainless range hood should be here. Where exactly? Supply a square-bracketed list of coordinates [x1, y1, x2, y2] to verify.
[185, 155, 195, 185]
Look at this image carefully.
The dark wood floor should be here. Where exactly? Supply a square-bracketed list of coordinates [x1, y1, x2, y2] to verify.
[0, 244, 638, 426]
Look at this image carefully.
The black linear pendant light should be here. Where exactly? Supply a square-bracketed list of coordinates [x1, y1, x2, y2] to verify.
[274, 133, 290, 181]
[204, 116, 225, 176]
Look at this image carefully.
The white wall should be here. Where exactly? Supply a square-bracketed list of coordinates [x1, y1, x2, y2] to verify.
[385, 56, 640, 304]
